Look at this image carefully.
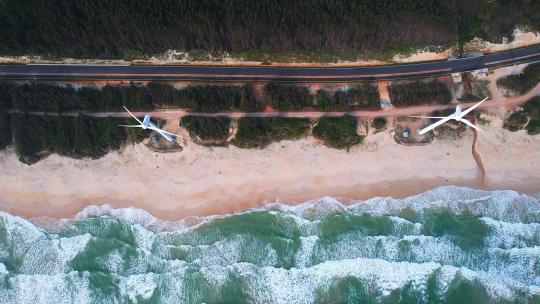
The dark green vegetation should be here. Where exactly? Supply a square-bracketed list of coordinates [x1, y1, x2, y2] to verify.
[0, 112, 11, 149]
[313, 116, 363, 149]
[497, 62, 540, 96]
[265, 84, 313, 111]
[0, 82, 153, 111]
[316, 85, 380, 111]
[176, 85, 264, 112]
[371, 117, 388, 130]
[504, 97, 540, 135]
[180, 116, 231, 143]
[0, 1, 538, 59]
[389, 81, 452, 106]
[0, 82, 263, 112]
[233, 117, 310, 148]
[8, 114, 146, 164]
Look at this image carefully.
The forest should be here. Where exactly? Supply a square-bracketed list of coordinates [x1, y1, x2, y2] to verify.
[6, 114, 146, 164]
[389, 81, 452, 106]
[496, 62, 540, 96]
[0, 0, 538, 59]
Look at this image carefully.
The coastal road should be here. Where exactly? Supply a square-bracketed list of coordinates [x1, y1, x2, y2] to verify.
[1, 45, 540, 82]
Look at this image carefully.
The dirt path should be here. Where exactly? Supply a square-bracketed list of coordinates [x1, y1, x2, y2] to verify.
[471, 128, 486, 183]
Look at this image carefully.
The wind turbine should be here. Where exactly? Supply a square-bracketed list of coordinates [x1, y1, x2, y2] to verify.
[412, 97, 488, 135]
[118, 106, 177, 142]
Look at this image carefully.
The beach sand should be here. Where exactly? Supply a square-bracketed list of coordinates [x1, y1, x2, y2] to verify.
[1, 119, 539, 221]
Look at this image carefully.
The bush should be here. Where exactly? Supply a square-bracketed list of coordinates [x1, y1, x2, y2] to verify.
[372, 117, 387, 130]
[313, 116, 362, 149]
[181, 116, 231, 142]
[233, 117, 310, 148]
[265, 84, 313, 111]
[497, 62, 540, 95]
[502, 98, 540, 135]
[389, 81, 452, 107]
[503, 112, 527, 132]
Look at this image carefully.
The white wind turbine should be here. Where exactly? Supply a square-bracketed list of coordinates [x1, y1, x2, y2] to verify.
[118, 106, 178, 141]
[412, 97, 488, 135]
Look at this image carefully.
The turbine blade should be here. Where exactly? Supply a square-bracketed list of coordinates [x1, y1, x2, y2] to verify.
[409, 116, 447, 119]
[418, 116, 452, 135]
[123, 106, 144, 125]
[461, 97, 489, 117]
[118, 124, 142, 128]
[155, 128, 175, 142]
[461, 119, 483, 132]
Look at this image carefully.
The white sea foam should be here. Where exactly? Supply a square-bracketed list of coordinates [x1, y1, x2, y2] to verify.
[482, 217, 540, 248]
[1, 272, 92, 304]
[350, 186, 540, 223]
[118, 273, 158, 302]
[225, 258, 527, 303]
[53, 186, 540, 233]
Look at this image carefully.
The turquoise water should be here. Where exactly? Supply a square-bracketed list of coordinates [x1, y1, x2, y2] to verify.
[0, 186, 539, 303]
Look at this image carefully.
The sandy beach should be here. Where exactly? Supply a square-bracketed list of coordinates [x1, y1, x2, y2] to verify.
[1, 117, 539, 221]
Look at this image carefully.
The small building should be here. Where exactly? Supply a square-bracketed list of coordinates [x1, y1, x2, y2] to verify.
[451, 72, 462, 83]
[403, 130, 411, 138]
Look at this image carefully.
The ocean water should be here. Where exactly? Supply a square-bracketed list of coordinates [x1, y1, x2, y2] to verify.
[0, 186, 539, 304]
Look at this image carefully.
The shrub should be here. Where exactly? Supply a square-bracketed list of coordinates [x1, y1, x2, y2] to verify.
[497, 62, 540, 95]
[233, 117, 310, 148]
[313, 116, 362, 149]
[181, 116, 231, 142]
[372, 117, 387, 130]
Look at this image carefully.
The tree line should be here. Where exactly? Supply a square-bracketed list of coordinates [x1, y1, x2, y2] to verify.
[0, 0, 537, 59]
[7, 114, 146, 164]
[0, 82, 264, 112]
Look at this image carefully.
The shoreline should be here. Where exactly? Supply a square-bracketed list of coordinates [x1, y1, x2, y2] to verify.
[1, 122, 539, 222]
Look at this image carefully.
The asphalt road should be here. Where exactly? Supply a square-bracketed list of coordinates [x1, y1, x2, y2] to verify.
[1, 45, 539, 82]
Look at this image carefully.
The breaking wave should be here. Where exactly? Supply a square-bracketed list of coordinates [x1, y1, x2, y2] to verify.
[0, 186, 539, 303]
